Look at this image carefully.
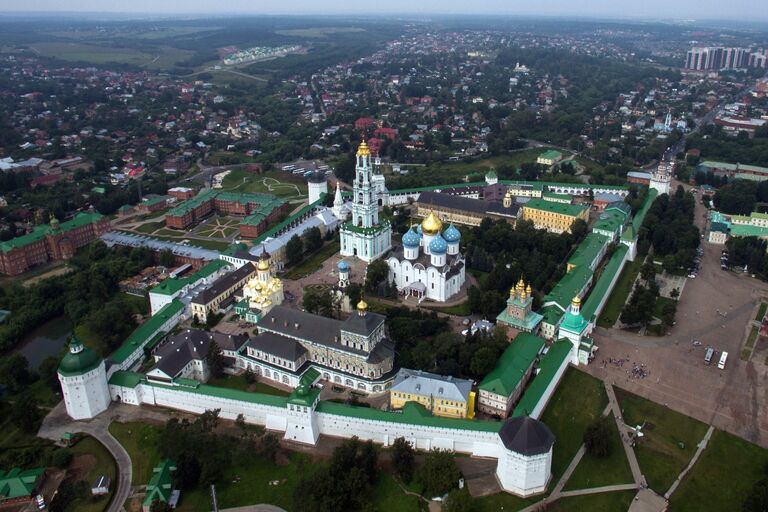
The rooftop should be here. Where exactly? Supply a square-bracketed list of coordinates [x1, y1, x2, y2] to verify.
[150, 259, 231, 297]
[478, 333, 545, 397]
[523, 198, 588, 218]
[110, 299, 185, 364]
[513, 340, 572, 417]
[0, 212, 105, 253]
[391, 368, 473, 403]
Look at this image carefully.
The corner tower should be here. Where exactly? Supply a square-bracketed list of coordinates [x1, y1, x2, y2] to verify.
[58, 336, 111, 420]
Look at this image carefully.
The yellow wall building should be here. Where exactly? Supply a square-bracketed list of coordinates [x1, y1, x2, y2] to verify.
[390, 368, 475, 419]
[521, 198, 589, 234]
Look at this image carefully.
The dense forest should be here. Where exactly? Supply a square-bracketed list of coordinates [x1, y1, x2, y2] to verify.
[713, 180, 768, 215]
[687, 126, 768, 167]
[726, 237, 768, 281]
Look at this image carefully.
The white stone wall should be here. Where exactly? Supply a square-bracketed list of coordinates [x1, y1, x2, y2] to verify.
[60, 363, 111, 420]
[496, 447, 552, 496]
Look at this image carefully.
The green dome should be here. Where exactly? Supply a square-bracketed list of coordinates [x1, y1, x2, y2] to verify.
[58, 336, 103, 377]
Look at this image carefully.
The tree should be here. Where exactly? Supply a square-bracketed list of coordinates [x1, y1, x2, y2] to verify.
[303, 226, 323, 253]
[205, 341, 226, 379]
[444, 488, 476, 512]
[38, 356, 61, 392]
[391, 437, 415, 483]
[345, 282, 363, 306]
[0, 354, 32, 393]
[365, 259, 390, 292]
[159, 249, 175, 267]
[150, 499, 173, 512]
[583, 418, 612, 458]
[285, 234, 304, 265]
[743, 477, 768, 512]
[417, 449, 461, 497]
[640, 261, 656, 283]
[10, 393, 41, 433]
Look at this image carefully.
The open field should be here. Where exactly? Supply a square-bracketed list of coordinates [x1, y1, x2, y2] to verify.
[540, 368, 609, 484]
[66, 435, 118, 512]
[28, 42, 194, 69]
[108, 421, 163, 483]
[669, 429, 768, 511]
[284, 242, 340, 280]
[192, 215, 240, 238]
[547, 490, 635, 511]
[221, 168, 307, 199]
[275, 27, 366, 38]
[562, 414, 633, 490]
[614, 387, 709, 494]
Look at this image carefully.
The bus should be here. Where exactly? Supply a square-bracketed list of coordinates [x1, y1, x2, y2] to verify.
[717, 351, 728, 369]
[704, 347, 715, 365]
[282, 165, 295, 171]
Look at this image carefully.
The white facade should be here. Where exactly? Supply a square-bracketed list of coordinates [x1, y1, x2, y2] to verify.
[107, 377, 552, 497]
[60, 362, 111, 420]
[307, 173, 328, 204]
[340, 142, 392, 263]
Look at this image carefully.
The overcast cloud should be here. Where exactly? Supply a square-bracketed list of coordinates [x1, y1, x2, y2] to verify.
[1, 0, 767, 22]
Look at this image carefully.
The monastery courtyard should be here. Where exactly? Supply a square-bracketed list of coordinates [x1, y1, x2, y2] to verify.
[588, 184, 768, 449]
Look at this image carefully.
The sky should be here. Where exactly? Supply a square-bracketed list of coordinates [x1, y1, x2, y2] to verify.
[1, 0, 766, 21]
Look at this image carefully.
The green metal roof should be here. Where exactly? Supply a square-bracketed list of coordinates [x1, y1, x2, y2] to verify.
[253, 195, 326, 244]
[108, 371, 145, 388]
[592, 210, 628, 237]
[523, 198, 589, 218]
[109, 299, 184, 364]
[559, 307, 589, 335]
[388, 180, 627, 197]
[316, 400, 502, 433]
[0, 467, 45, 499]
[730, 224, 768, 237]
[58, 337, 102, 377]
[581, 245, 629, 322]
[544, 265, 593, 311]
[631, 188, 658, 232]
[150, 259, 231, 296]
[143, 459, 176, 507]
[567, 233, 609, 270]
[0, 212, 105, 253]
[539, 150, 563, 160]
[542, 191, 572, 201]
[478, 333, 545, 397]
[541, 304, 564, 326]
[512, 340, 572, 417]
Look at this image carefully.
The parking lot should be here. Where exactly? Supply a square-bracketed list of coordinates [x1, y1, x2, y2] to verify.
[587, 183, 768, 448]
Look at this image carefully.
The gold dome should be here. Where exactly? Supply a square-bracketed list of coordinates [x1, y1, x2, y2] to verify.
[255, 282, 263, 291]
[526, 284, 532, 294]
[357, 299, 368, 311]
[504, 190, 512, 197]
[356, 140, 370, 157]
[516, 278, 525, 291]
[572, 295, 581, 307]
[258, 258, 269, 271]
[421, 211, 443, 235]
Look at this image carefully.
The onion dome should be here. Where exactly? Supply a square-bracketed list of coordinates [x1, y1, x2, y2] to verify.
[255, 282, 263, 291]
[337, 260, 350, 271]
[402, 227, 421, 247]
[257, 259, 270, 271]
[58, 336, 102, 377]
[417, 224, 423, 235]
[356, 140, 370, 157]
[357, 299, 368, 312]
[526, 284, 532, 295]
[421, 211, 443, 236]
[443, 223, 461, 243]
[572, 295, 581, 307]
[429, 233, 448, 254]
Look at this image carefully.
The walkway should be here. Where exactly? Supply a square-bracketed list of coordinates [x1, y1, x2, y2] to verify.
[38, 403, 133, 512]
[605, 382, 646, 486]
[664, 425, 715, 499]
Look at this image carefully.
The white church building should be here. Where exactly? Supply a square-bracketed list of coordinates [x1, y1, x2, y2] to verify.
[386, 212, 466, 302]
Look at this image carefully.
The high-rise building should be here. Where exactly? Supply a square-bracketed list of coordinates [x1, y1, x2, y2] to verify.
[685, 46, 764, 70]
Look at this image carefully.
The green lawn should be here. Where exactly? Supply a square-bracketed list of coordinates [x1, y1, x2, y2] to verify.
[368, 473, 422, 512]
[563, 415, 634, 491]
[653, 296, 677, 319]
[597, 256, 644, 327]
[66, 435, 118, 512]
[220, 168, 307, 199]
[756, 302, 767, 321]
[669, 430, 768, 512]
[424, 301, 471, 316]
[176, 451, 310, 511]
[134, 220, 166, 234]
[207, 375, 290, 396]
[614, 387, 709, 495]
[539, 368, 609, 485]
[547, 490, 635, 511]
[108, 421, 163, 483]
[284, 242, 340, 279]
[475, 491, 538, 511]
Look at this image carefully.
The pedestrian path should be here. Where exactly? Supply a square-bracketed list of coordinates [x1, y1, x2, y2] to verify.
[664, 425, 715, 499]
[605, 381, 646, 486]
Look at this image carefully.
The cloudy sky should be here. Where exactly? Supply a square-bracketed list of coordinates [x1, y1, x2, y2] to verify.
[1, 0, 766, 21]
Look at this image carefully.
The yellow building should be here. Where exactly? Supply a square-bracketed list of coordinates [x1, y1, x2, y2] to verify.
[521, 198, 589, 234]
[390, 368, 475, 419]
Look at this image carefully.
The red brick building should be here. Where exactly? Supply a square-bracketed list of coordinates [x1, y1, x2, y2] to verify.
[0, 212, 111, 276]
[168, 187, 196, 201]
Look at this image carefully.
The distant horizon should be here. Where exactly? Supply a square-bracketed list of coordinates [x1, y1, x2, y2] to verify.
[1, 1, 767, 24]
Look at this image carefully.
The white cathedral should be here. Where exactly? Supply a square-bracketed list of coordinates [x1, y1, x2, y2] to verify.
[339, 141, 392, 263]
[386, 212, 466, 302]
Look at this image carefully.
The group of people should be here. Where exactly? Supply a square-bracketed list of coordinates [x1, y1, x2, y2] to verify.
[600, 357, 650, 379]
